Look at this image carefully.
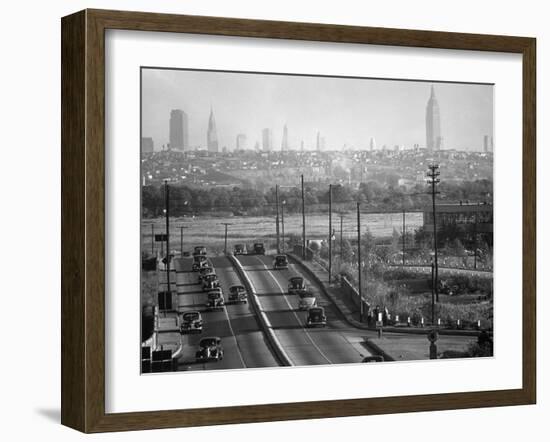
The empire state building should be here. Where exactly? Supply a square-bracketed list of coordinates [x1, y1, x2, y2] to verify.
[425, 85, 442, 151]
[207, 107, 219, 152]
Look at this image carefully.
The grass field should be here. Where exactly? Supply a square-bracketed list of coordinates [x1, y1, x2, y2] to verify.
[141, 212, 423, 256]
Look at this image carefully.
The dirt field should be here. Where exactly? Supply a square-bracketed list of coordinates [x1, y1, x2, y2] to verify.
[141, 212, 423, 256]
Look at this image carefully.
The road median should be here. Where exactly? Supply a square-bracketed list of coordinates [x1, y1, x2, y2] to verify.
[227, 254, 293, 367]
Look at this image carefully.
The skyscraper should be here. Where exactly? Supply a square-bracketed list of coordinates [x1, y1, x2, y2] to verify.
[207, 107, 219, 152]
[236, 133, 247, 150]
[316, 131, 321, 151]
[169, 109, 188, 151]
[141, 137, 154, 153]
[281, 124, 289, 151]
[262, 128, 273, 151]
[369, 137, 376, 151]
[483, 134, 493, 153]
[425, 85, 442, 151]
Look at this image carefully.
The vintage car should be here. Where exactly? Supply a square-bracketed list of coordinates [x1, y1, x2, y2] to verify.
[195, 337, 224, 363]
[198, 266, 214, 282]
[306, 306, 327, 328]
[179, 311, 203, 334]
[193, 246, 207, 256]
[252, 242, 265, 255]
[288, 276, 306, 294]
[228, 285, 247, 304]
[233, 244, 247, 255]
[205, 289, 225, 310]
[202, 273, 220, 290]
[273, 254, 289, 270]
[192, 254, 209, 271]
[298, 290, 317, 310]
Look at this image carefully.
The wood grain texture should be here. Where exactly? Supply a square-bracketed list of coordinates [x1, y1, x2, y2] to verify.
[61, 10, 86, 431]
[61, 8, 537, 433]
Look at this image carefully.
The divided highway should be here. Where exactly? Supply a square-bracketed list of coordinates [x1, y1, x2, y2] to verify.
[155, 252, 372, 372]
[236, 255, 371, 366]
[171, 256, 279, 371]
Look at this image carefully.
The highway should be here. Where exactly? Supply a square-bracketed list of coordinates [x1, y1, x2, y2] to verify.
[237, 254, 371, 366]
[171, 256, 280, 371]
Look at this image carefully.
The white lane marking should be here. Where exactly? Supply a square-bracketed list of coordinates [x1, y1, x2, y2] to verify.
[216, 261, 247, 368]
[252, 257, 332, 364]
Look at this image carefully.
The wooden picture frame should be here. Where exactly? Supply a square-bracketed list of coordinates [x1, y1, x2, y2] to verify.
[61, 8, 536, 433]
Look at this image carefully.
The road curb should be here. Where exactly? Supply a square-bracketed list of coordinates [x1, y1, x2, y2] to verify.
[227, 254, 293, 367]
[362, 338, 395, 362]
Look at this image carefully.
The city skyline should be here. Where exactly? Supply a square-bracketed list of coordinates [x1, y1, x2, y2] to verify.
[142, 68, 494, 152]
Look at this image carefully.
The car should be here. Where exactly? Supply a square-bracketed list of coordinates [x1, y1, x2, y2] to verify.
[206, 289, 225, 310]
[202, 273, 219, 290]
[306, 306, 327, 327]
[252, 242, 265, 255]
[233, 244, 247, 255]
[193, 246, 207, 256]
[228, 285, 247, 304]
[273, 254, 289, 270]
[192, 254, 208, 271]
[195, 337, 224, 362]
[288, 276, 306, 294]
[298, 290, 317, 310]
[180, 311, 203, 334]
[198, 266, 214, 282]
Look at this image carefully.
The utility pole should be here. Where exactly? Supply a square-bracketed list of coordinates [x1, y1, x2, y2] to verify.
[402, 209, 406, 267]
[301, 174, 306, 260]
[275, 184, 280, 254]
[339, 213, 344, 261]
[164, 180, 171, 317]
[221, 223, 231, 255]
[151, 224, 154, 255]
[357, 202, 363, 322]
[281, 200, 285, 253]
[431, 259, 435, 325]
[427, 164, 441, 302]
[473, 210, 478, 270]
[328, 184, 332, 283]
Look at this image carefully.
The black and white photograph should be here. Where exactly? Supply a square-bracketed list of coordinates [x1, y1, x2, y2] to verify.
[140, 67, 494, 373]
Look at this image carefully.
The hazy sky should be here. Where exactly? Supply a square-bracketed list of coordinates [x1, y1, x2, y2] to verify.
[141, 68, 494, 152]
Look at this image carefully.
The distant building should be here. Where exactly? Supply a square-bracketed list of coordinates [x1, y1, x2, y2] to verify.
[169, 109, 188, 151]
[281, 124, 289, 151]
[236, 133, 247, 150]
[426, 85, 442, 151]
[370, 137, 376, 151]
[141, 137, 154, 153]
[316, 131, 326, 151]
[207, 107, 219, 152]
[483, 135, 494, 153]
[423, 202, 493, 236]
[301, 140, 305, 151]
[316, 131, 321, 151]
[262, 128, 273, 151]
